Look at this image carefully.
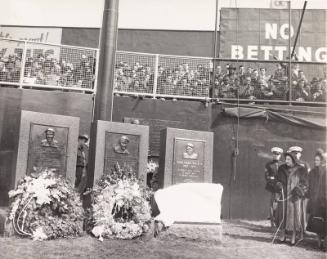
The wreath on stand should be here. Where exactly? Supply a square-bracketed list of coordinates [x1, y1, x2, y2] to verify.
[7, 169, 84, 240]
[87, 163, 152, 240]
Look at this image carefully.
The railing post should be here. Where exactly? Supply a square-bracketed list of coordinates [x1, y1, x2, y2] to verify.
[19, 41, 27, 89]
[93, 48, 100, 95]
[90, 49, 100, 123]
[288, 0, 292, 105]
[152, 54, 159, 98]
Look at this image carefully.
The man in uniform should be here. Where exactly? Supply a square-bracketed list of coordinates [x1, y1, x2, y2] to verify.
[265, 147, 284, 227]
[75, 134, 89, 192]
[288, 146, 310, 233]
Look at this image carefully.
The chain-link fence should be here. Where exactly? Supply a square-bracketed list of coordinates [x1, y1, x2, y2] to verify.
[211, 59, 327, 104]
[1, 38, 326, 104]
[114, 52, 212, 99]
[0, 38, 98, 92]
[156, 55, 211, 98]
[114, 51, 156, 94]
[0, 39, 22, 85]
[114, 51, 327, 104]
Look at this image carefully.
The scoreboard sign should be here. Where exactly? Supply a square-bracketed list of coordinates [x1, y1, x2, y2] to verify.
[219, 8, 327, 62]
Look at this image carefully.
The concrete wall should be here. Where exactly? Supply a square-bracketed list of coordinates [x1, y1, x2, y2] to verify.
[0, 89, 325, 219]
[211, 105, 326, 219]
[61, 28, 216, 57]
[0, 88, 93, 206]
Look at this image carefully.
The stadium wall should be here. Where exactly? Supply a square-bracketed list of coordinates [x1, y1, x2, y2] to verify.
[0, 26, 216, 57]
[61, 28, 216, 57]
[0, 90, 325, 220]
[0, 88, 93, 206]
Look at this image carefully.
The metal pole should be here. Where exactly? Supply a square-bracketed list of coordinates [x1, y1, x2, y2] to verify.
[213, 0, 219, 59]
[91, 49, 100, 122]
[288, 1, 292, 104]
[152, 54, 159, 98]
[19, 41, 27, 89]
[93, 0, 119, 121]
[291, 1, 307, 59]
[212, 0, 219, 98]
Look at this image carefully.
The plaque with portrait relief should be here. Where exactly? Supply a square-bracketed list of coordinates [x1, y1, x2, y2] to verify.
[172, 138, 205, 184]
[15, 111, 79, 186]
[27, 124, 68, 176]
[104, 132, 140, 174]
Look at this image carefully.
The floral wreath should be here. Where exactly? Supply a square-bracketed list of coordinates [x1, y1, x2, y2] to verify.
[7, 169, 84, 240]
[88, 163, 152, 240]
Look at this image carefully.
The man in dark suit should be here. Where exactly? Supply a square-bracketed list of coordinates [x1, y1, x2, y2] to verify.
[265, 147, 284, 227]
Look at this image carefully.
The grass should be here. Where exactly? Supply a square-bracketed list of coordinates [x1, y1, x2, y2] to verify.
[1, 220, 326, 259]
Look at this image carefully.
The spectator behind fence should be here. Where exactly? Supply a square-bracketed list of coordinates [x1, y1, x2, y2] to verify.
[0, 52, 96, 89]
[114, 60, 210, 97]
[112, 56, 326, 103]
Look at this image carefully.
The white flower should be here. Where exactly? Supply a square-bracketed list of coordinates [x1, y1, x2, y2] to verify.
[32, 227, 48, 241]
[92, 225, 106, 238]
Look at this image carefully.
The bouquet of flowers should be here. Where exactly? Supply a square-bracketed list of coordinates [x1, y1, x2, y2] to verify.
[87, 163, 152, 240]
[7, 169, 84, 240]
[147, 159, 159, 190]
[146, 160, 158, 174]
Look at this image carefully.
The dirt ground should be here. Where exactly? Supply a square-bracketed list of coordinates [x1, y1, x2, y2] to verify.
[1, 220, 326, 259]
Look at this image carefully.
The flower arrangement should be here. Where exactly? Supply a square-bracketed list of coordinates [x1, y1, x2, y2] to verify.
[146, 159, 158, 174]
[147, 159, 159, 190]
[87, 163, 152, 240]
[7, 170, 84, 240]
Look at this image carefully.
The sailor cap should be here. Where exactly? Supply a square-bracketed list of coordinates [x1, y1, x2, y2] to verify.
[271, 147, 283, 154]
[288, 146, 303, 153]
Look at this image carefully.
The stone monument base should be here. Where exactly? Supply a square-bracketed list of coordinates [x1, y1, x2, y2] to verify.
[158, 223, 223, 242]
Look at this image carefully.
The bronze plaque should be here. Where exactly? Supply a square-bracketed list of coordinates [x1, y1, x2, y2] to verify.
[124, 117, 184, 156]
[104, 132, 140, 174]
[172, 138, 205, 184]
[27, 124, 68, 176]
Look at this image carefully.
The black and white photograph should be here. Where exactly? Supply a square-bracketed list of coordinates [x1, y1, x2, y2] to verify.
[0, 0, 326, 258]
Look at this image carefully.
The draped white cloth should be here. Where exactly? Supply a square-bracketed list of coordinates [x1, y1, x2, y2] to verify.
[154, 183, 223, 227]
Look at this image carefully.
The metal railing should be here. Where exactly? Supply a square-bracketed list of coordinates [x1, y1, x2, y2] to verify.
[1, 38, 326, 105]
[114, 52, 212, 100]
[0, 38, 98, 93]
[115, 52, 327, 105]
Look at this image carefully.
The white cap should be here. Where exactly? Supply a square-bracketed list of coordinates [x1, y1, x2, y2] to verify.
[271, 147, 283, 154]
[288, 146, 303, 153]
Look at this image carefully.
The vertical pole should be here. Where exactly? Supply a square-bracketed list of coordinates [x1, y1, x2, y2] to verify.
[91, 49, 100, 122]
[212, 0, 219, 98]
[213, 0, 219, 59]
[19, 41, 27, 89]
[291, 1, 307, 59]
[87, 0, 119, 195]
[93, 0, 119, 121]
[288, 1, 292, 104]
[93, 49, 100, 96]
[152, 54, 159, 98]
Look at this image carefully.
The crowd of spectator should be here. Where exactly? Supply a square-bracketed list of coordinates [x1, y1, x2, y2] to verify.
[1, 50, 326, 102]
[0, 53, 96, 89]
[114, 61, 210, 97]
[114, 60, 326, 103]
[213, 63, 327, 102]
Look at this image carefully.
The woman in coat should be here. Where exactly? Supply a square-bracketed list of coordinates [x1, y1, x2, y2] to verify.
[276, 152, 308, 245]
[307, 149, 326, 250]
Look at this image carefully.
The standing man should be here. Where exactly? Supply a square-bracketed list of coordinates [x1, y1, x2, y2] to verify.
[265, 147, 284, 227]
[288, 146, 310, 234]
[75, 134, 89, 193]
